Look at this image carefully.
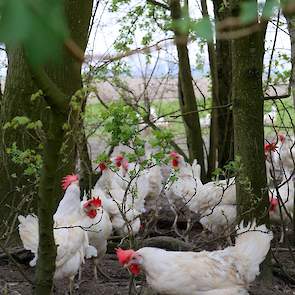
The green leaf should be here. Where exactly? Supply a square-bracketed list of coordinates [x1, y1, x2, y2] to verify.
[0, 0, 69, 64]
[3, 122, 11, 129]
[240, 1, 257, 24]
[12, 116, 30, 127]
[0, 0, 33, 44]
[192, 17, 213, 42]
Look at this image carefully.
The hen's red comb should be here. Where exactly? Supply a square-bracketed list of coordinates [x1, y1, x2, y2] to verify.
[116, 248, 135, 265]
[264, 142, 277, 154]
[115, 155, 124, 167]
[83, 197, 102, 209]
[61, 174, 78, 191]
[169, 151, 179, 158]
[98, 162, 107, 171]
[91, 197, 102, 208]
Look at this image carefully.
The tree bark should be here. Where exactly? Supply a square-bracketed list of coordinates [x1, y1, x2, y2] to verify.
[200, 0, 219, 179]
[231, 1, 271, 281]
[0, 47, 50, 238]
[231, 1, 269, 224]
[31, 1, 94, 293]
[283, 10, 295, 108]
[169, 0, 205, 181]
[213, 0, 234, 169]
[34, 111, 66, 294]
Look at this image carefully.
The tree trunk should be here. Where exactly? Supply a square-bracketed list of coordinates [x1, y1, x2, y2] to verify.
[231, 1, 268, 224]
[200, 0, 219, 179]
[283, 10, 295, 108]
[231, 0, 271, 280]
[34, 111, 66, 294]
[31, 1, 94, 293]
[169, 0, 205, 181]
[213, 0, 234, 169]
[0, 47, 42, 226]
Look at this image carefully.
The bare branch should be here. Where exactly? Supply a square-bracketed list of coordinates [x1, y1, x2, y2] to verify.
[146, 0, 169, 10]
[29, 66, 68, 112]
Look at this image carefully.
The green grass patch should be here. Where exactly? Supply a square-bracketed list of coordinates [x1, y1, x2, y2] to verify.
[84, 96, 294, 139]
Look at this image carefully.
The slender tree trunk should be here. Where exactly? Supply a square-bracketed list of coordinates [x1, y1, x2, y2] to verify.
[283, 10, 295, 108]
[169, 0, 205, 181]
[213, 0, 234, 168]
[200, 0, 219, 179]
[34, 111, 66, 294]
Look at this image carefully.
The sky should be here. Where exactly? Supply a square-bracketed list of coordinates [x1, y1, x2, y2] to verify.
[0, 0, 291, 80]
[86, 0, 291, 78]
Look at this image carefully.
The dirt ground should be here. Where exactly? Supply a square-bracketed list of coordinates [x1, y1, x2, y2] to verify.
[1, 238, 295, 295]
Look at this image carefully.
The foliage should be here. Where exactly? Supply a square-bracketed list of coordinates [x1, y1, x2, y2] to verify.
[212, 158, 240, 180]
[3, 116, 43, 130]
[99, 101, 141, 145]
[0, 0, 68, 64]
[3, 115, 44, 179]
[6, 142, 42, 178]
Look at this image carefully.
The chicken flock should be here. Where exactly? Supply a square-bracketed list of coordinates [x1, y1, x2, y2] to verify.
[18, 132, 294, 294]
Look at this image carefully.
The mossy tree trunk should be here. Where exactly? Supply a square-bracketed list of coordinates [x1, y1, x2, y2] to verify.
[169, 0, 205, 181]
[30, 1, 94, 293]
[213, 0, 234, 169]
[0, 1, 94, 228]
[0, 47, 43, 228]
[231, 0, 269, 225]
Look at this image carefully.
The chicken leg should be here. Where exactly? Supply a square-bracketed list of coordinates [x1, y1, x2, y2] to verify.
[93, 257, 112, 280]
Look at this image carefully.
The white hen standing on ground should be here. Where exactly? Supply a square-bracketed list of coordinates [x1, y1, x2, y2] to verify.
[166, 151, 202, 204]
[93, 182, 141, 236]
[133, 164, 163, 213]
[117, 221, 273, 295]
[190, 176, 237, 242]
[167, 151, 236, 242]
[18, 175, 101, 293]
[80, 194, 113, 280]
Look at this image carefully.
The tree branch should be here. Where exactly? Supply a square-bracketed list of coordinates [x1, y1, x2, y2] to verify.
[29, 66, 68, 112]
[146, 0, 169, 10]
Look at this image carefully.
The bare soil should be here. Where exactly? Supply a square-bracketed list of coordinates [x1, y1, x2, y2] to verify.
[1, 235, 295, 295]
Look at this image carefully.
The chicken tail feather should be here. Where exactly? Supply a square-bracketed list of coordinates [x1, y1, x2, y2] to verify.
[18, 214, 39, 266]
[234, 220, 273, 283]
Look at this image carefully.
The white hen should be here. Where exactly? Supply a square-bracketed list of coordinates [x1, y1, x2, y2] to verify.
[269, 170, 294, 242]
[81, 195, 113, 279]
[93, 186, 141, 236]
[150, 106, 169, 127]
[117, 221, 272, 295]
[273, 133, 295, 173]
[133, 165, 163, 213]
[166, 152, 203, 204]
[190, 177, 237, 239]
[18, 177, 101, 290]
[95, 162, 123, 191]
[264, 105, 277, 126]
[166, 152, 236, 238]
